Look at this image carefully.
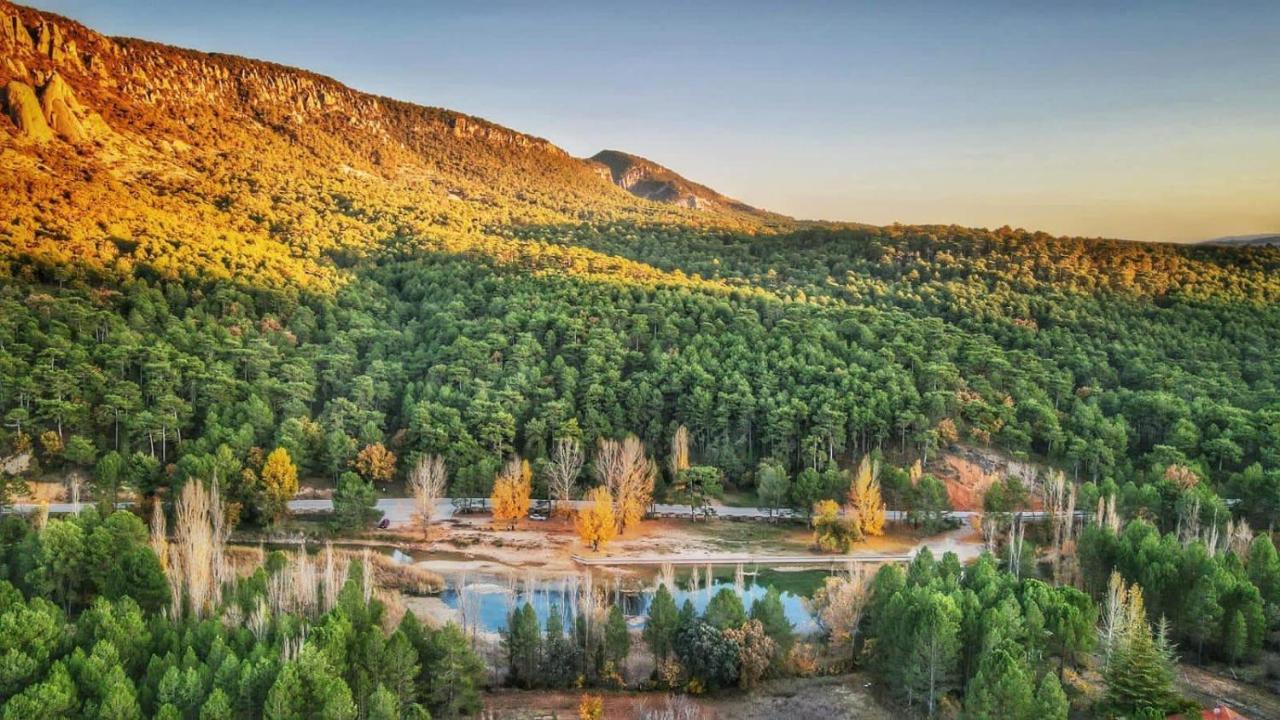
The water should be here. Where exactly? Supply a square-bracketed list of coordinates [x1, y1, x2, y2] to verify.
[437, 567, 824, 635]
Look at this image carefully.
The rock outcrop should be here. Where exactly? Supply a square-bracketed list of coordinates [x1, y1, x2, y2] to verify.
[3, 78, 51, 141]
[38, 71, 84, 141]
[2, 12, 31, 51]
[591, 149, 761, 214]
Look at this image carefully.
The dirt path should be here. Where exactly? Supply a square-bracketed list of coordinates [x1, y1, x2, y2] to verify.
[1176, 663, 1280, 719]
[480, 674, 894, 719]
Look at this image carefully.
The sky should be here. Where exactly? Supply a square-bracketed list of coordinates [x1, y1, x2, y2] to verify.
[32, 1, 1280, 242]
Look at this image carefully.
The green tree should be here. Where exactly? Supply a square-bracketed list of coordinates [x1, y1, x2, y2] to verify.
[332, 471, 381, 529]
[749, 586, 794, 657]
[1105, 591, 1177, 717]
[1033, 672, 1069, 720]
[963, 645, 1034, 719]
[93, 451, 126, 514]
[1223, 609, 1248, 666]
[364, 686, 398, 720]
[1184, 576, 1221, 662]
[791, 468, 823, 518]
[399, 615, 484, 718]
[705, 587, 748, 630]
[908, 474, 952, 531]
[676, 465, 722, 519]
[604, 605, 630, 666]
[199, 688, 233, 720]
[503, 603, 541, 688]
[41, 518, 87, 613]
[644, 584, 679, 662]
[756, 459, 790, 517]
[1, 661, 78, 720]
[674, 620, 740, 690]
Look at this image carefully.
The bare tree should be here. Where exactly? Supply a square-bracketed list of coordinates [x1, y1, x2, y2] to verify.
[1099, 571, 1130, 665]
[150, 500, 168, 571]
[812, 566, 869, 669]
[408, 454, 447, 538]
[172, 479, 217, 618]
[67, 471, 84, 515]
[547, 437, 583, 516]
[595, 435, 656, 532]
[669, 425, 690, 481]
[165, 474, 235, 620]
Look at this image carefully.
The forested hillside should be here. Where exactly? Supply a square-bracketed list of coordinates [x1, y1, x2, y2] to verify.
[3, 2, 1280, 716]
[2, 0, 1278, 520]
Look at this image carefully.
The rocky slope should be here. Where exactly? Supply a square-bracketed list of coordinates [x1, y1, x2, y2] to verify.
[591, 149, 762, 214]
[0, 1, 774, 290]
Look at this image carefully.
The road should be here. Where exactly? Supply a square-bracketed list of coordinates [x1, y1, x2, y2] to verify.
[14, 496, 1069, 527]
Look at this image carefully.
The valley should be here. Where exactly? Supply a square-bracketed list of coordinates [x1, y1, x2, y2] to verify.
[1, 1, 1279, 719]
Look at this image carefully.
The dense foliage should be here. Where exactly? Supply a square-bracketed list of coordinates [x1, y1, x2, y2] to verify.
[0, 509, 485, 719]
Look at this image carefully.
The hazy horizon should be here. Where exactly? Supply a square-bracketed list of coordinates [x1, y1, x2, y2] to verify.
[30, 0, 1280, 242]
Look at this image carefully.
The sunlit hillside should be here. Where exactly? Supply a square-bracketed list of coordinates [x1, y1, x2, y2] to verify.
[4, 2, 1280, 719]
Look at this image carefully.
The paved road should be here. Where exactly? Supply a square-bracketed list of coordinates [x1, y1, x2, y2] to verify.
[15, 496, 1070, 527]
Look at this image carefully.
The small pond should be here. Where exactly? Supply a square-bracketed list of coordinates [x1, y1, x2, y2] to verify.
[426, 563, 832, 635]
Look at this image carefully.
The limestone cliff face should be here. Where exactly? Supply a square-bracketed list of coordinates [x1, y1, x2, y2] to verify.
[0, 0, 573, 164]
[3, 78, 48, 140]
[0, 0, 776, 265]
[590, 149, 761, 214]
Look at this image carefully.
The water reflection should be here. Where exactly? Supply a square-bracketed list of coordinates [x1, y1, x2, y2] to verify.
[435, 566, 823, 634]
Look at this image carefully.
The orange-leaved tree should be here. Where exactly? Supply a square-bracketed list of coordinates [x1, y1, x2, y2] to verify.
[849, 455, 885, 537]
[260, 447, 299, 522]
[576, 486, 617, 551]
[491, 456, 532, 530]
[354, 442, 397, 483]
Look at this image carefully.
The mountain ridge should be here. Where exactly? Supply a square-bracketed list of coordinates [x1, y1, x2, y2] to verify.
[1198, 233, 1280, 247]
[589, 149, 767, 216]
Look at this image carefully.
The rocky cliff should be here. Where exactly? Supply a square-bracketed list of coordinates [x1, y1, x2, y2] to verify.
[0, 1, 778, 291]
[591, 149, 762, 214]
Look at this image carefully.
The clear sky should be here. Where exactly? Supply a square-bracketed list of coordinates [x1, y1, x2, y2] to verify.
[32, 1, 1280, 242]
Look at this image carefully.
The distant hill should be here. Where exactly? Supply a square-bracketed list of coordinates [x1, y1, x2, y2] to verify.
[1199, 234, 1280, 247]
[589, 149, 767, 215]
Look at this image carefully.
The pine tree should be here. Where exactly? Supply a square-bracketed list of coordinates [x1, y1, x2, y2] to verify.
[541, 608, 577, 688]
[365, 685, 398, 720]
[963, 644, 1033, 719]
[504, 603, 542, 688]
[1248, 535, 1280, 608]
[750, 586, 795, 656]
[644, 584, 679, 661]
[1033, 672, 1069, 720]
[1104, 585, 1177, 717]
[604, 605, 630, 667]
[1223, 609, 1248, 666]
[705, 587, 748, 630]
[1184, 575, 1221, 662]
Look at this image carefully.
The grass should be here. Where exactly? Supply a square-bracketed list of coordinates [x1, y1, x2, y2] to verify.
[689, 519, 811, 553]
[717, 488, 761, 508]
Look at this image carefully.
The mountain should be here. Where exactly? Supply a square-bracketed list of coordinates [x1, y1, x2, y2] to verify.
[0, 1, 776, 290]
[1199, 234, 1280, 247]
[589, 149, 765, 215]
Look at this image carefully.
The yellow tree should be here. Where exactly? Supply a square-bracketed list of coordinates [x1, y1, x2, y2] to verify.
[354, 443, 397, 483]
[849, 455, 886, 536]
[260, 447, 298, 521]
[575, 486, 617, 551]
[595, 435, 656, 533]
[491, 457, 532, 530]
[669, 425, 690, 481]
